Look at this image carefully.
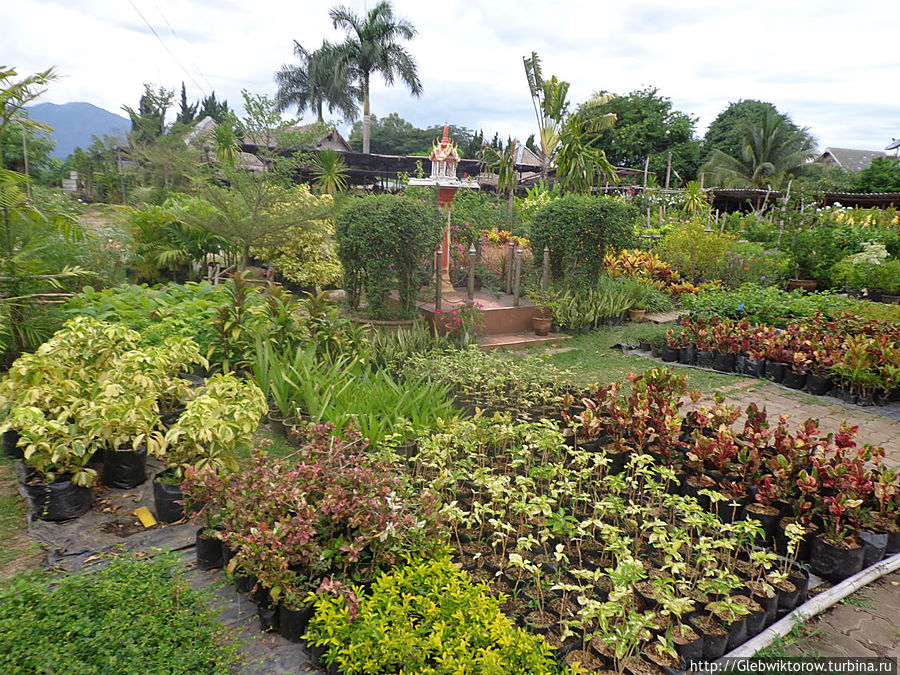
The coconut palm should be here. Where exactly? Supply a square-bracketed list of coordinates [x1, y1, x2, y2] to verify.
[701, 111, 818, 190]
[329, 1, 422, 154]
[275, 41, 359, 124]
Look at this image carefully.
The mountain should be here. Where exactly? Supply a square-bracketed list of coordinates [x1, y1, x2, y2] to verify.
[26, 102, 130, 160]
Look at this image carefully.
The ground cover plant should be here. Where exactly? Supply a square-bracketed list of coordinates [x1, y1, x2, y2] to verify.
[0, 553, 242, 674]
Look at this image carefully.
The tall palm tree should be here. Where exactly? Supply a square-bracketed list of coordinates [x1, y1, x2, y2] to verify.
[701, 111, 817, 190]
[329, 1, 422, 154]
[0, 66, 56, 169]
[274, 41, 358, 124]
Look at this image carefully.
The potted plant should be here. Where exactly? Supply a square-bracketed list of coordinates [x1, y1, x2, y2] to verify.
[157, 374, 267, 522]
[5, 403, 96, 521]
[526, 283, 556, 336]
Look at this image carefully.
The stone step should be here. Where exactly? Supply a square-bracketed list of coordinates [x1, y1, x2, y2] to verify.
[476, 333, 571, 351]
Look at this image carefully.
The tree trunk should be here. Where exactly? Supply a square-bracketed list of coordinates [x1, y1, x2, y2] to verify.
[241, 244, 250, 271]
[362, 75, 371, 154]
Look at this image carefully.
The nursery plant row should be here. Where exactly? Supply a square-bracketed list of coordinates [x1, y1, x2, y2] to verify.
[181, 364, 898, 674]
[656, 314, 900, 405]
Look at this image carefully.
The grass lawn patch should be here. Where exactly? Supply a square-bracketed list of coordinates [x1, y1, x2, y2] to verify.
[0, 457, 43, 579]
[0, 552, 242, 674]
[520, 323, 741, 390]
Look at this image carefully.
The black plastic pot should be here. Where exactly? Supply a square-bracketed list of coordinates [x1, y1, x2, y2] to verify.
[810, 536, 864, 582]
[753, 591, 779, 627]
[674, 633, 704, 669]
[638, 339, 651, 351]
[745, 504, 781, 545]
[764, 361, 786, 383]
[679, 347, 697, 365]
[734, 354, 747, 375]
[834, 387, 858, 404]
[782, 370, 806, 390]
[159, 408, 186, 430]
[775, 579, 800, 610]
[725, 616, 747, 651]
[696, 350, 713, 368]
[278, 604, 314, 643]
[806, 375, 831, 396]
[234, 570, 257, 593]
[102, 447, 148, 489]
[859, 531, 888, 568]
[257, 604, 279, 633]
[743, 603, 767, 637]
[692, 616, 728, 660]
[651, 344, 662, 358]
[886, 530, 900, 555]
[713, 352, 736, 373]
[2, 429, 22, 459]
[775, 520, 815, 562]
[23, 476, 94, 521]
[153, 471, 184, 523]
[661, 345, 680, 362]
[195, 530, 224, 570]
[744, 358, 765, 378]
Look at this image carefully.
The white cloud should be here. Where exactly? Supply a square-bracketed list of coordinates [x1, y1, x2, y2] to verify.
[9, 0, 900, 155]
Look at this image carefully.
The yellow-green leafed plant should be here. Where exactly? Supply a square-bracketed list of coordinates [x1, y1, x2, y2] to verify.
[5, 405, 96, 486]
[304, 553, 567, 675]
[163, 373, 266, 477]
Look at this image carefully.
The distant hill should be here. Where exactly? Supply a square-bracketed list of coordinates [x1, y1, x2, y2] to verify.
[27, 102, 130, 161]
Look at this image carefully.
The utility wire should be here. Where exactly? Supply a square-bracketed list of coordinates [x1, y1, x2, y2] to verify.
[151, 0, 215, 94]
[127, 0, 206, 95]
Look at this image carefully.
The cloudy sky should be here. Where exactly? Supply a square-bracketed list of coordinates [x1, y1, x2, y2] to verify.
[8, 0, 900, 154]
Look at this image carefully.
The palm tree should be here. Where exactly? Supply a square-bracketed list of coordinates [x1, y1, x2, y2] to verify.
[329, 1, 422, 154]
[274, 41, 358, 124]
[0, 66, 56, 169]
[555, 94, 618, 194]
[701, 111, 818, 190]
[311, 148, 349, 195]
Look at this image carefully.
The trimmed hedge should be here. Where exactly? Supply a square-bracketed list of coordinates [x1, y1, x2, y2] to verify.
[335, 194, 441, 319]
[529, 195, 637, 287]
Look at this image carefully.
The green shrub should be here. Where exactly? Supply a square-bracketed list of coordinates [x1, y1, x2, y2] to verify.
[681, 284, 900, 327]
[0, 554, 241, 674]
[335, 194, 441, 319]
[528, 194, 637, 286]
[305, 554, 563, 674]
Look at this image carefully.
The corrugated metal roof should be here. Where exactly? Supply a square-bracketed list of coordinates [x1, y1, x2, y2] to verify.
[820, 147, 887, 173]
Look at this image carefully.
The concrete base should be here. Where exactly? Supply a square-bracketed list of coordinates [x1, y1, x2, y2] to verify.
[477, 333, 571, 351]
[418, 288, 539, 336]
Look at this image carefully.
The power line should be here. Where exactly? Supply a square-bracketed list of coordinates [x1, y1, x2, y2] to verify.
[151, 0, 215, 94]
[127, 0, 207, 95]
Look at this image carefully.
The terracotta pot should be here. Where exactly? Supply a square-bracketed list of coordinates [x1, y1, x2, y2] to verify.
[629, 308, 646, 323]
[533, 316, 552, 336]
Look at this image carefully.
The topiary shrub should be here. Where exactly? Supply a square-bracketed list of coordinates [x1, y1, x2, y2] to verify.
[529, 194, 637, 287]
[335, 195, 441, 319]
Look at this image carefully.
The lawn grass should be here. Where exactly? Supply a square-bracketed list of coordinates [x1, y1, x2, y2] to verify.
[0, 457, 44, 579]
[516, 322, 743, 391]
